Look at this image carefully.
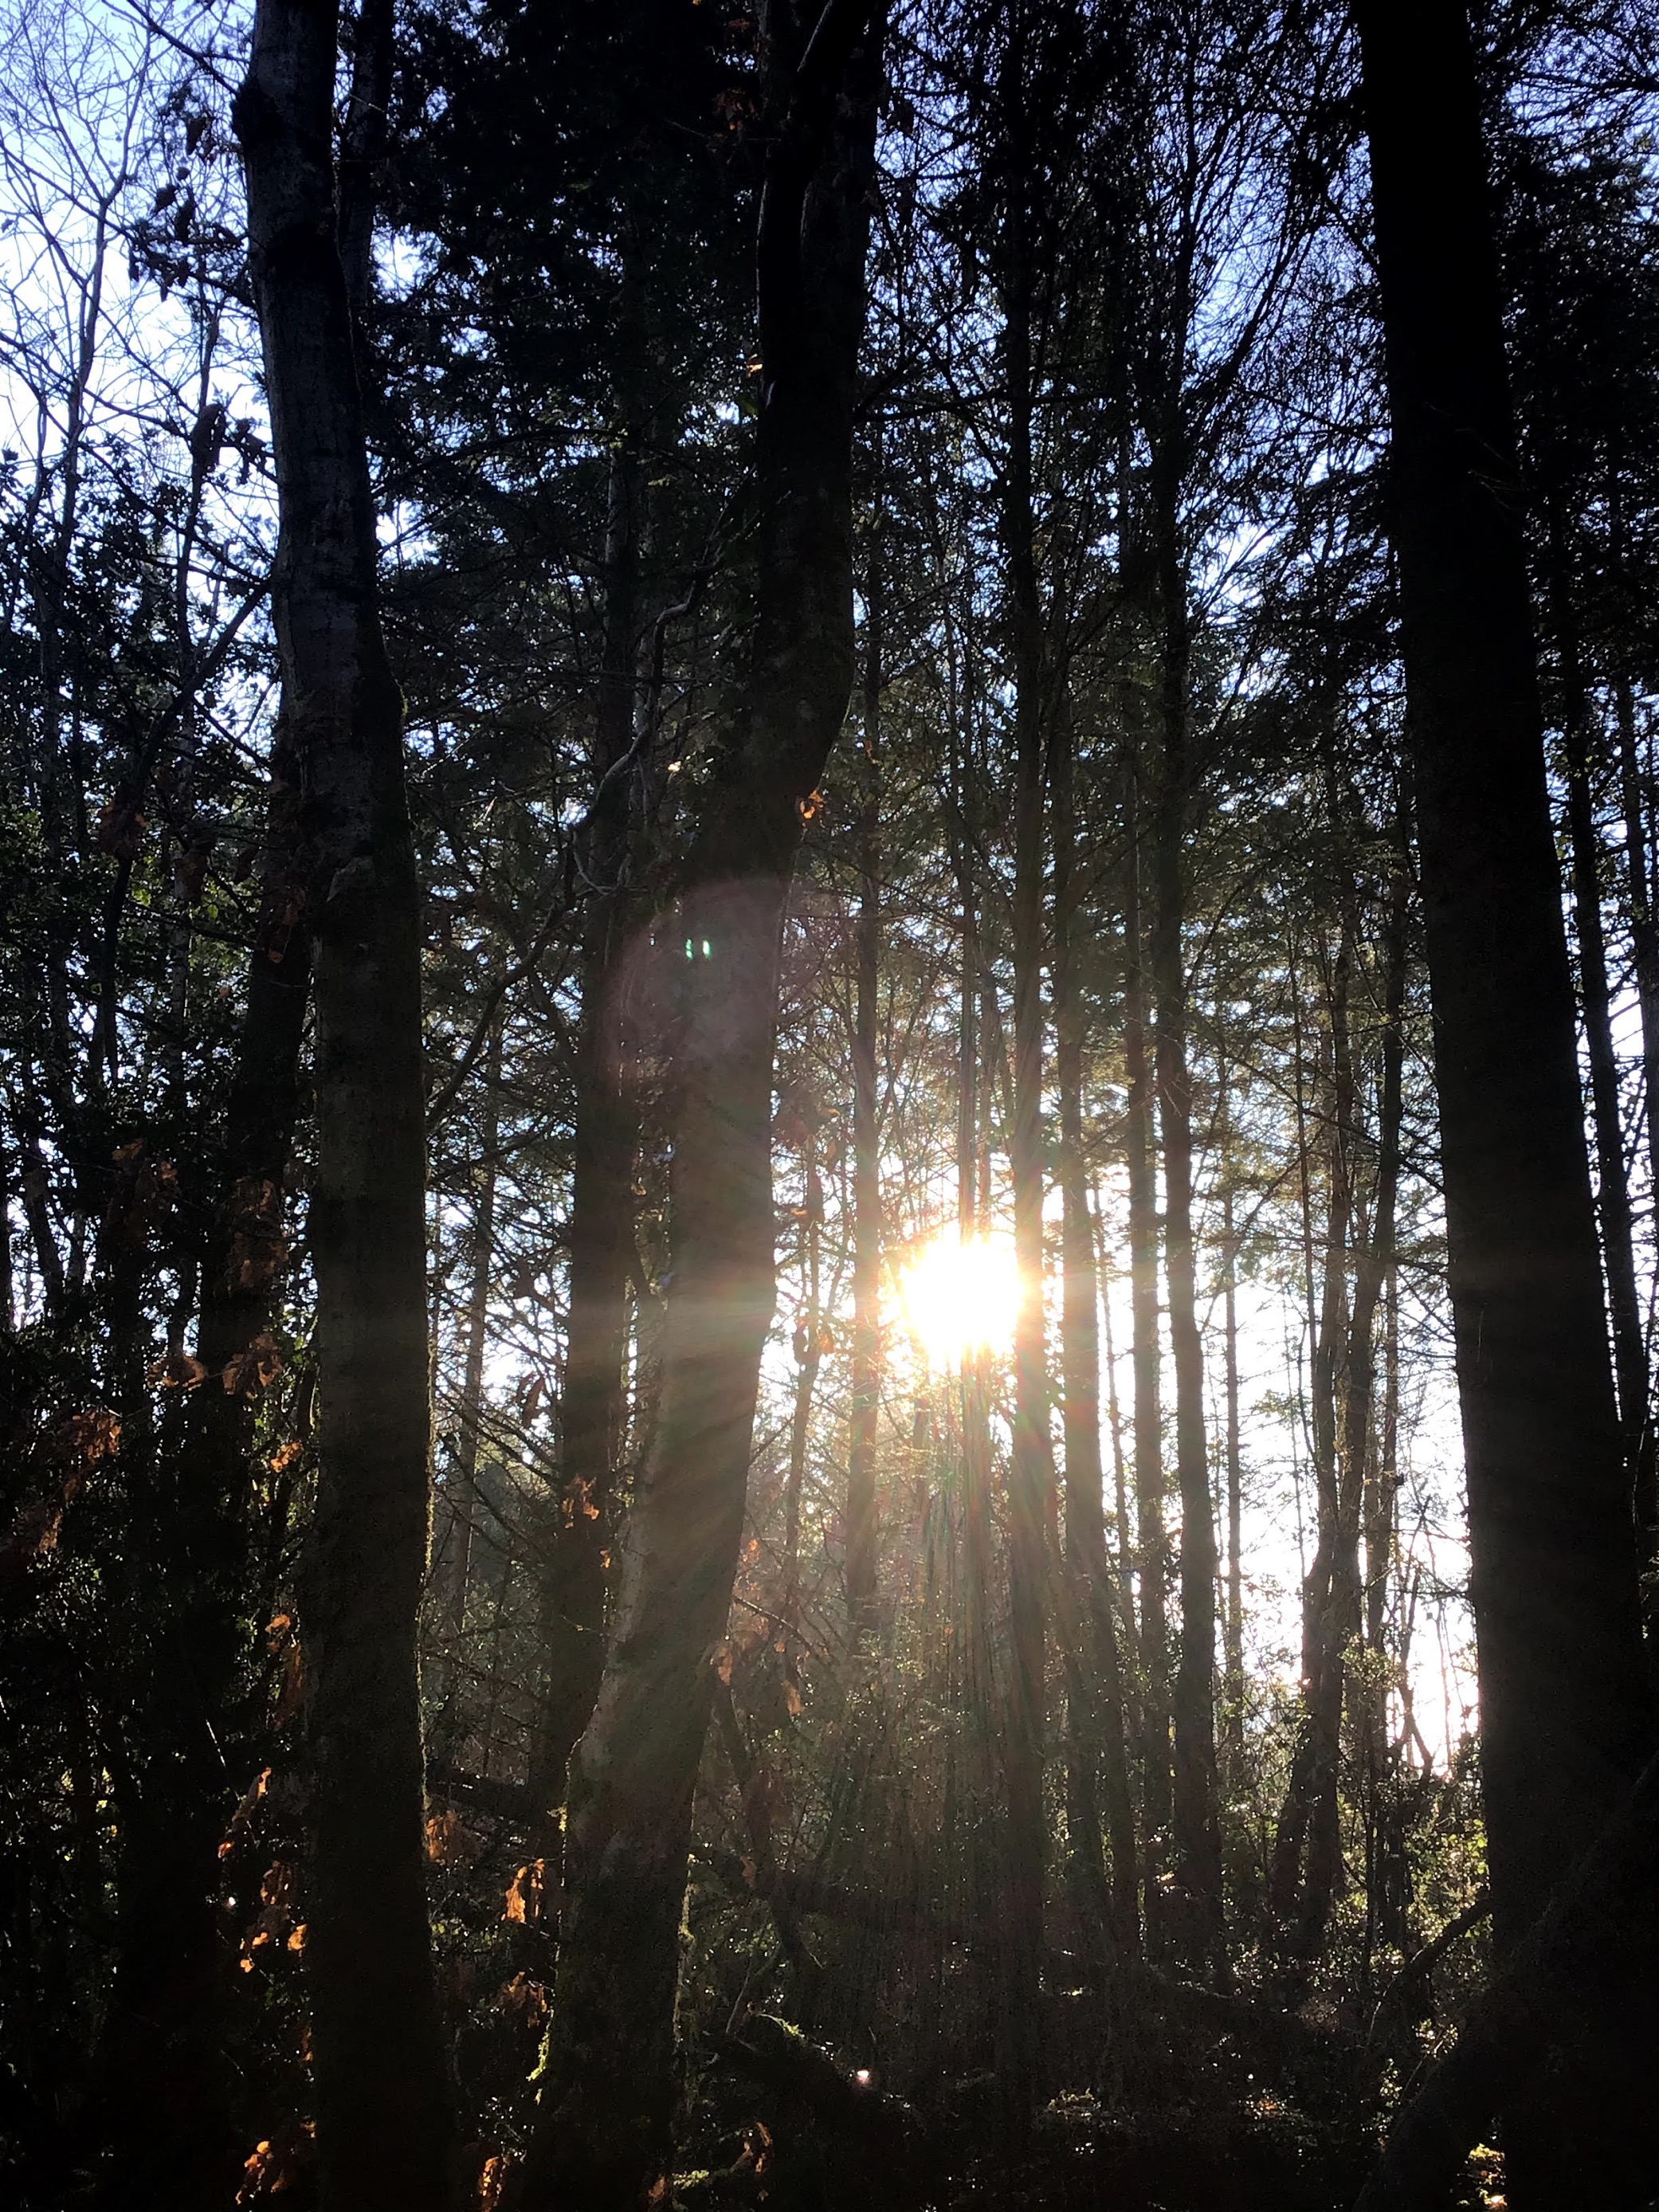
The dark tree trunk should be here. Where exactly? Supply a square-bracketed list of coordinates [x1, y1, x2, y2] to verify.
[846, 484, 882, 1631]
[531, 339, 649, 1818]
[435, 1012, 501, 1756]
[782, 1122, 823, 1657]
[89, 724, 313, 2212]
[1354, 1751, 1659, 2212]
[1293, 914, 1360, 1962]
[237, 7, 457, 2209]
[1123, 762, 1171, 1950]
[1614, 673, 1659, 1592]
[1151, 488, 1222, 1967]
[1550, 559, 1654, 1567]
[1001, 154, 1051, 2102]
[1355, 5, 1656, 2199]
[1219, 1102, 1245, 1775]
[951, 692, 997, 1798]
[1053, 690, 1139, 1957]
[1359, 852, 1410, 1941]
[1614, 673, 1659, 1242]
[515, 14, 882, 2206]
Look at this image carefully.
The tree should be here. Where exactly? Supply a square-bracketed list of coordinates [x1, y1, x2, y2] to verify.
[516, 8, 884, 2204]
[1355, 1, 1656, 2199]
[236, 5, 457, 2206]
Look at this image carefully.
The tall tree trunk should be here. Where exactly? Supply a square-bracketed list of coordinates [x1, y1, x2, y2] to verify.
[436, 1012, 502, 1756]
[530, 306, 649, 1819]
[1614, 673, 1659, 1592]
[237, 8, 457, 2209]
[1551, 556, 1654, 1576]
[516, 16, 882, 2205]
[1291, 915, 1359, 1961]
[91, 2, 397, 2171]
[1355, 6, 1656, 2199]
[83, 0, 398, 2126]
[951, 672, 998, 1844]
[1358, 853, 1410, 1971]
[1614, 673, 1659, 1233]
[1301, 871, 1409, 1963]
[90, 720, 314, 2212]
[1220, 1119, 1245, 1774]
[846, 477, 882, 1631]
[1053, 689, 1139, 1956]
[1151, 478, 1222, 1966]
[1002, 158, 1052, 2097]
[1123, 759, 1171, 1951]
[951, 697, 994, 1680]
[782, 1122, 823, 1660]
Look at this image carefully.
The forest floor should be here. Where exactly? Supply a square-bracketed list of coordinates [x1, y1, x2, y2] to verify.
[672, 1996, 1505, 2212]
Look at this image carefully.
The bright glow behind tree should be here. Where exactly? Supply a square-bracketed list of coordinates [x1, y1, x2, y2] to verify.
[896, 1226, 1022, 1371]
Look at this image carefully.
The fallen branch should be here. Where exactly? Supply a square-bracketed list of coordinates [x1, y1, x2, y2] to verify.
[1362, 1888, 1490, 2062]
[426, 1759, 540, 1826]
[714, 2014, 922, 2165]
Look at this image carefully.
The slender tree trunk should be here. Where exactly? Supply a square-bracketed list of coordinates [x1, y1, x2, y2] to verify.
[1355, 6, 1657, 2199]
[1221, 1145, 1245, 1773]
[90, 720, 313, 2212]
[531, 319, 649, 1818]
[237, 9, 457, 2208]
[337, 0, 393, 319]
[1614, 673, 1659, 1593]
[846, 479, 882, 1631]
[783, 1127, 823, 1660]
[951, 688, 997, 1833]
[951, 710, 994, 1666]
[1151, 480, 1222, 1966]
[1053, 690, 1139, 1956]
[1357, 856, 1409, 1972]
[1294, 916, 1359, 1961]
[1002, 165, 1052, 2095]
[516, 18, 882, 2205]
[1124, 761, 1171, 1951]
[436, 1013, 502, 1755]
[1614, 674, 1659, 1233]
[1096, 1205, 1135, 1602]
[89, 1, 395, 2175]
[1551, 558, 1654, 1571]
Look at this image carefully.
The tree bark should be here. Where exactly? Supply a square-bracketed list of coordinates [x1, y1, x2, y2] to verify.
[435, 1011, 501, 1757]
[951, 680, 997, 1818]
[1123, 760, 1171, 1951]
[530, 324, 649, 1819]
[846, 477, 882, 1631]
[1353, 1754, 1659, 2212]
[1551, 558, 1654, 1571]
[1053, 688, 1139, 1957]
[1219, 1103, 1245, 1775]
[1613, 673, 1659, 1590]
[1001, 138, 1052, 2099]
[1355, 4, 1657, 2198]
[1151, 480, 1222, 1967]
[1294, 912, 1361, 1962]
[237, 7, 457, 2208]
[515, 13, 883, 2205]
[88, 704, 313, 2211]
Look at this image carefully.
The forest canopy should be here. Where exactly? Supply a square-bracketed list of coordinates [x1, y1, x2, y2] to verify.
[2, 2, 1659, 2210]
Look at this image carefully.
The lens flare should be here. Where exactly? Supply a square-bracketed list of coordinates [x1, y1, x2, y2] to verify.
[896, 1226, 1021, 1371]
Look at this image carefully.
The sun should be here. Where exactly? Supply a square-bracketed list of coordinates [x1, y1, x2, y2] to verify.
[896, 1226, 1022, 1371]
